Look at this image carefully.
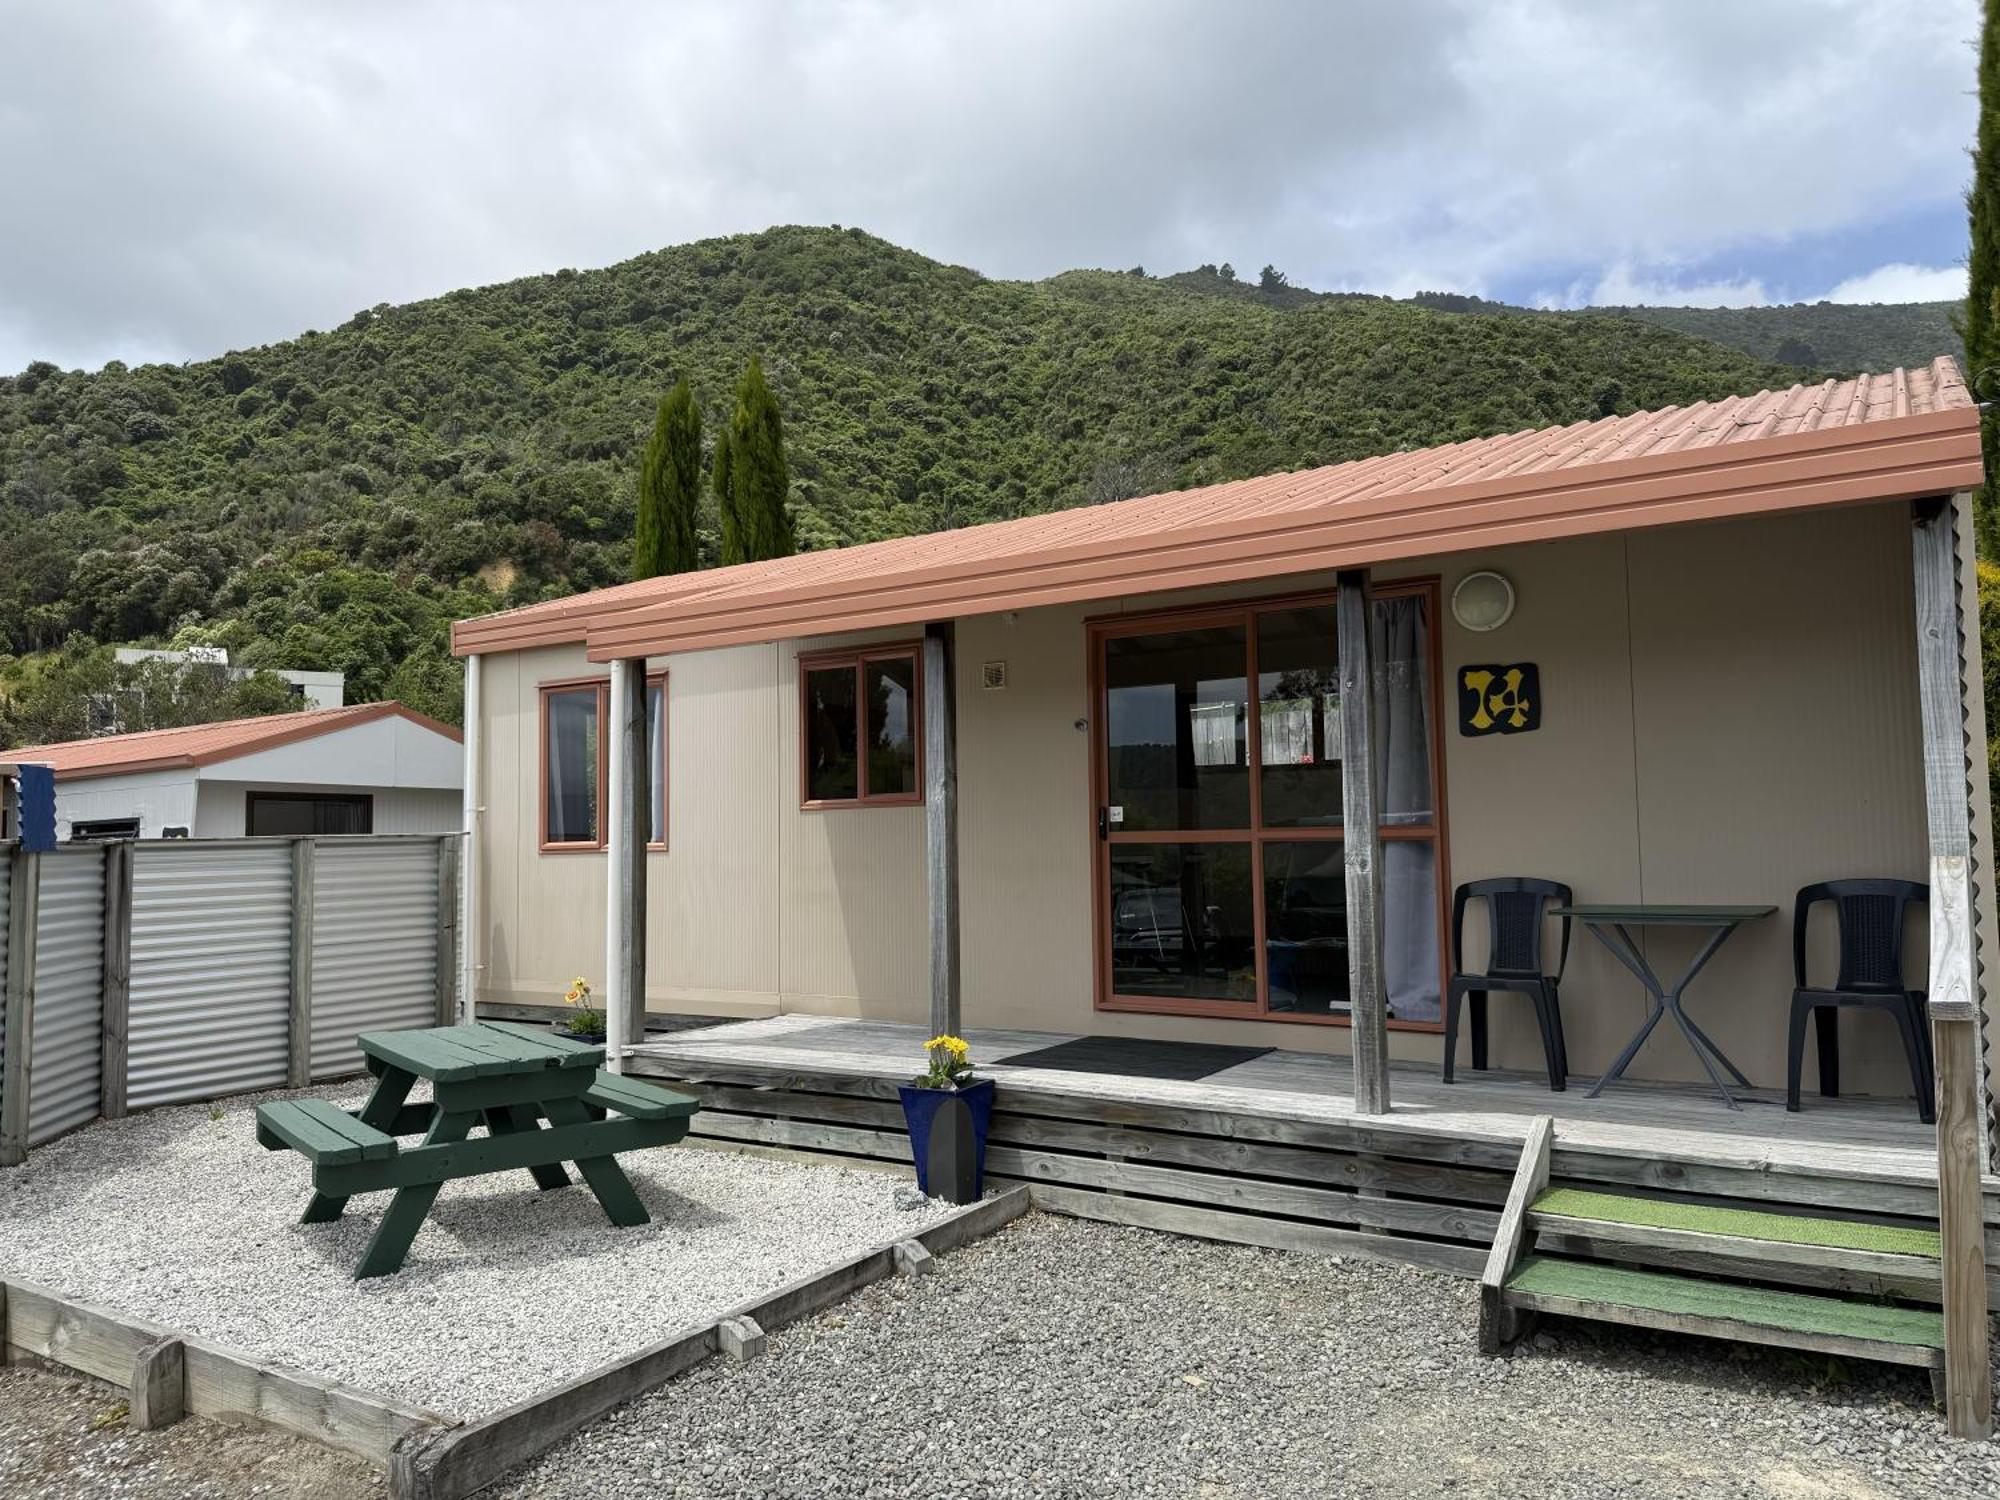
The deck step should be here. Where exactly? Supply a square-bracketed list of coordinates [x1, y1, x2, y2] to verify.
[1527, 1189, 1941, 1258]
[1502, 1254, 1944, 1369]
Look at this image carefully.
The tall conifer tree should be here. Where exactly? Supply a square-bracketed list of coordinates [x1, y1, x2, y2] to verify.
[634, 376, 702, 578]
[713, 425, 742, 566]
[1967, 0, 2000, 552]
[727, 357, 795, 563]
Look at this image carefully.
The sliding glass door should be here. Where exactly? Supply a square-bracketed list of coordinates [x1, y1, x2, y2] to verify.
[1091, 582, 1445, 1028]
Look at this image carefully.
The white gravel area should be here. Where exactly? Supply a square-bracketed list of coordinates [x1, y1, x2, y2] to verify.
[493, 1213, 2000, 1500]
[0, 1083, 946, 1420]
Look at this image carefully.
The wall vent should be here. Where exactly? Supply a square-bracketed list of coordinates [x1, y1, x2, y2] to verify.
[981, 660, 1008, 691]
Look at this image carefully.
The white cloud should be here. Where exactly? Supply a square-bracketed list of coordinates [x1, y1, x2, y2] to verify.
[1821, 262, 1968, 303]
[0, 0, 1981, 370]
[1538, 263, 1772, 309]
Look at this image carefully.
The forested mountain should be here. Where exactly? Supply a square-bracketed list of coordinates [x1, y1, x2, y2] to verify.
[1167, 266, 1961, 372]
[0, 227, 1916, 734]
[1576, 300, 1961, 374]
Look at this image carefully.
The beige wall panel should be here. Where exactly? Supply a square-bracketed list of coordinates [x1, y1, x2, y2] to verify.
[1432, 534, 1649, 1077]
[777, 633, 928, 1020]
[479, 641, 787, 1015]
[1627, 504, 1927, 1094]
[643, 642, 783, 1011]
[477, 647, 525, 1003]
[958, 604, 1096, 1032]
[485, 646, 606, 1006]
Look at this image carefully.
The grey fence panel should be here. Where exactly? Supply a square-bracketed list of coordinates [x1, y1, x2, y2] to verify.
[126, 841, 292, 1110]
[310, 839, 442, 1079]
[28, 846, 105, 1145]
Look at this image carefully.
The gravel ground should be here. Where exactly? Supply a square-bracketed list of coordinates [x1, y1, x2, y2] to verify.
[493, 1213, 2000, 1500]
[0, 1363, 379, 1500]
[0, 1084, 943, 1419]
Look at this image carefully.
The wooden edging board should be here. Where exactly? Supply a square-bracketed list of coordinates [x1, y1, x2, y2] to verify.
[0, 1277, 446, 1465]
[390, 1186, 1033, 1500]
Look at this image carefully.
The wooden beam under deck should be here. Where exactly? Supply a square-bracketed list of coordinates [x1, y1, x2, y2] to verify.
[622, 1016, 2000, 1301]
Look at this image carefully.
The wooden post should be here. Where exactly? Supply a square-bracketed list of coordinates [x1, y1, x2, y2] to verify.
[434, 837, 459, 1027]
[1337, 571, 1389, 1115]
[459, 652, 482, 1022]
[604, 657, 649, 1071]
[1909, 493, 1994, 1440]
[924, 622, 961, 1038]
[1, 848, 42, 1165]
[99, 841, 134, 1120]
[128, 1335, 187, 1430]
[288, 838, 316, 1090]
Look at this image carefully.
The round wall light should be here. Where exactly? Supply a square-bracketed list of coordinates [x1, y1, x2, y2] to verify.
[1450, 570, 1515, 632]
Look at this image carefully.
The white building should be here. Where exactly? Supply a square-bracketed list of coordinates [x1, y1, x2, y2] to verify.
[1, 702, 462, 841]
[112, 646, 345, 712]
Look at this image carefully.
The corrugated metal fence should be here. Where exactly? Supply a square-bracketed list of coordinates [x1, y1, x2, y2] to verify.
[310, 839, 448, 1079]
[28, 847, 105, 1145]
[128, 841, 294, 1110]
[0, 835, 457, 1163]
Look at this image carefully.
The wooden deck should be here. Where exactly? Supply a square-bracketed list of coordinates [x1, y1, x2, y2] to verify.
[620, 1015, 2000, 1297]
[629, 1014, 1942, 1174]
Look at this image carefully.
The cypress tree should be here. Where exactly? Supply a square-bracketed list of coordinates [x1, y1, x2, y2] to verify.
[634, 376, 702, 579]
[713, 425, 742, 566]
[1967, 0, 2000, 552]
[727, 357, 796, 562]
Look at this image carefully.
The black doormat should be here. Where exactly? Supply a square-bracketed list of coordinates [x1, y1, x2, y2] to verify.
[998, 1036, 1271, 1082]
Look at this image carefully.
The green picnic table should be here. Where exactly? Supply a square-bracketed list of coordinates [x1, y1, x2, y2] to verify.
[255, 1021, 699, 1279]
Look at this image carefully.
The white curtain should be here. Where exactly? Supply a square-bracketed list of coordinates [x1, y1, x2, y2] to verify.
[1373, 597, 1440, 1021]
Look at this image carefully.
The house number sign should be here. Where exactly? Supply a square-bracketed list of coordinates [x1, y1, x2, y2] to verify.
[1458, 663, 1540, 736]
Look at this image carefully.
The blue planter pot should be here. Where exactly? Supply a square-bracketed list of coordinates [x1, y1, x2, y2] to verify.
[898, 1078, 995, 1204]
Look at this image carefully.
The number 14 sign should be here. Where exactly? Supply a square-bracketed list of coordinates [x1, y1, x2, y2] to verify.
[1458, 663, 1540, 736]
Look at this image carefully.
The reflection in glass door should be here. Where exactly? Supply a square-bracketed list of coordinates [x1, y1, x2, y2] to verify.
[1102, 622, 1256, 1004]
[1092, 584, 1445, 1027]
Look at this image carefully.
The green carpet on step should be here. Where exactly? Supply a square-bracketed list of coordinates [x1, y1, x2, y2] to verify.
[1531, 1188, 1941, 1258]
[1507, 1255, 1945, 1348]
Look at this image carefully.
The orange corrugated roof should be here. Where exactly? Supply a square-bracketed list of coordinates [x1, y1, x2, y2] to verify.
[3, 701, 462, 782]
[452, 357, 1982, 661]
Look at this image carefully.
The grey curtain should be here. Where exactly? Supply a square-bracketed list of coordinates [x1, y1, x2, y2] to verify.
[1372, 596, 1441, 1022]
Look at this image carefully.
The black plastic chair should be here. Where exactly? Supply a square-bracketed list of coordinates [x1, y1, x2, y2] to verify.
[1786, 879, 1933, 1124]
[1443, 878, 1573, 1092]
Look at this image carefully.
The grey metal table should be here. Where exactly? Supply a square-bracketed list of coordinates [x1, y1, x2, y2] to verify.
[1551, 904, 1777, 1110]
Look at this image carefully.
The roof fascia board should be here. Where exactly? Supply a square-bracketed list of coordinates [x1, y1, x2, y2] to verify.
[582, 418, 1979, 659]
[595, 409, 1976, 642]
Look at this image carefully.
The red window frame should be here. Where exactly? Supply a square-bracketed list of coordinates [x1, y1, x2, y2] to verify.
[1084, 579, 1451, 1032]
[537, 671, 669, 852]
[797, 644, 925, 809]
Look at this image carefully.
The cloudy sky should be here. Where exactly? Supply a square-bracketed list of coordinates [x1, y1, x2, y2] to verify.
[0, 0, 1980, 373]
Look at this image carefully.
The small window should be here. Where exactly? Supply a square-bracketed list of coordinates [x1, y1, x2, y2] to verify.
[539, 673, 668, 851]
[800, 646, 923, 807]
[247, 794, 373, 836]
[543, 683, 603, 849]
[70, 817, 141, 842]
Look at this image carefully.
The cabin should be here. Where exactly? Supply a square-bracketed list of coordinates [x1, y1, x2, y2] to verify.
[453, 358, 1997, 1432]
[2, 702, 464, 841]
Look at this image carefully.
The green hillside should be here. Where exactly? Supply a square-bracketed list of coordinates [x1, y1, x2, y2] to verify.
[1559, 300, 1961, 373]
[1167, 267, 1961, 372]
[0, 227, 1817, 733]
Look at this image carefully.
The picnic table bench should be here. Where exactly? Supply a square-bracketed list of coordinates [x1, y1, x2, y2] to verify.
[256, 1021, 699, 1279]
